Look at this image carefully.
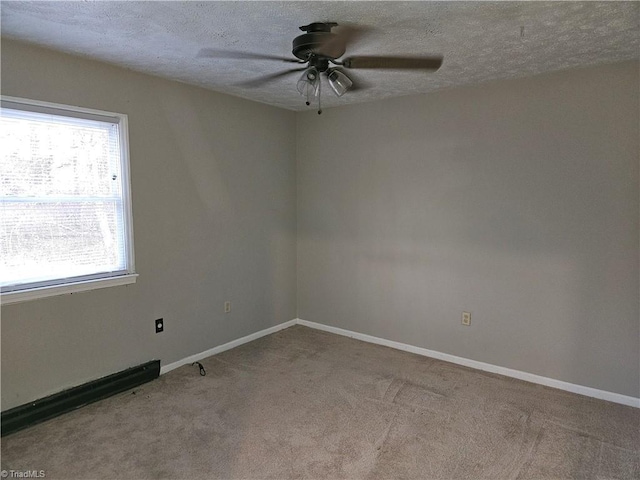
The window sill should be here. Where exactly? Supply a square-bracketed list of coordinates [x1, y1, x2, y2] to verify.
[1, 274, 138, 305]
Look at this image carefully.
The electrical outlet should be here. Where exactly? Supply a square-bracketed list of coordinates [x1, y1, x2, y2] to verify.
[224, 301, 231, 313]
[155, 318, 164, 333]
[462, 312, 471, 326]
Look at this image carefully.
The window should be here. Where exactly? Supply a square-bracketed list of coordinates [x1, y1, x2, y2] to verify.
[1, 97, 136, 304]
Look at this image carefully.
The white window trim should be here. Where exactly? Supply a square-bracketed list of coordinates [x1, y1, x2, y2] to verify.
[1, 274, 139, 305]
[1, 96, 137, 304]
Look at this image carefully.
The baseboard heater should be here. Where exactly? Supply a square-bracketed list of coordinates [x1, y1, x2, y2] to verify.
[1, 360, 160, 437]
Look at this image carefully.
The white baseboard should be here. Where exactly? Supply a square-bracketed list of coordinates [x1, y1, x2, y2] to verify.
[159, 319, 297, 375]
[296, 319, 640, 408]
[158, 317, 639, 408]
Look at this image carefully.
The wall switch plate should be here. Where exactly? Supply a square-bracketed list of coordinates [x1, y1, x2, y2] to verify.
[224, 301, 231, 313]
[462, 312, 471, 326]
[155, 318, 164, 333]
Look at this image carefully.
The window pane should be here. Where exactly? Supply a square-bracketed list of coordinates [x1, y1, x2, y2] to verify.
[1, 109, 121, 198]
[1, 201, 126, 287]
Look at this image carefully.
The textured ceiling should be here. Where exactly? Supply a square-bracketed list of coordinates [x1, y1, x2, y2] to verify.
[2, 1, 638, 111]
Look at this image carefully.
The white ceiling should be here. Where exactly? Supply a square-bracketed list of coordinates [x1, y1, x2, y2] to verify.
[2, 1, 638, 111]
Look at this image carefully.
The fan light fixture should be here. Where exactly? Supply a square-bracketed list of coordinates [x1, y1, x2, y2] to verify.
[297, 67, 320, 106]
[296, 65, 353, 114]
[327, 69, 353, 97]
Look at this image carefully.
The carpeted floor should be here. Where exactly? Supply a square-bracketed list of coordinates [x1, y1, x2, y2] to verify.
[1, 325, 638, 479]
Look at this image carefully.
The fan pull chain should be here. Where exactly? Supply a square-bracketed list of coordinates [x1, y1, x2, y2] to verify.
[317, 76, 322, 115]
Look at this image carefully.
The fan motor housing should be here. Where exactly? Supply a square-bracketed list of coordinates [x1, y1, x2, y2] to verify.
[292, 23, 345, 60]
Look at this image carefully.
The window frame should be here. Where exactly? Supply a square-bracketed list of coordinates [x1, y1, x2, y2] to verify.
[1, 96, 137, 305]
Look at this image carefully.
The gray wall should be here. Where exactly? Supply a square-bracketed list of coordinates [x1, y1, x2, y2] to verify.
[1, 40, 297, 410]
[297, 61, 639, 398]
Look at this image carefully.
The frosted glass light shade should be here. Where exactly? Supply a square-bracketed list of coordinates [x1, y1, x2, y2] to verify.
[327, 69, 353, 97]
[297, 67, 320, 97]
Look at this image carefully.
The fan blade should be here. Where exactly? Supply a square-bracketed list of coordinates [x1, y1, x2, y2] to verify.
[316, 24, 369, 59]
[342, 55, 443, 71]
[197, 48, 302, 63]
[237, 67, 307, 88]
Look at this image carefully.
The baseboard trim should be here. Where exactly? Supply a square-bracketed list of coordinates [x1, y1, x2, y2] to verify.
[296, 319, 640, 408]
[159, 319, 298, 375]
[157, 317, 638, 408]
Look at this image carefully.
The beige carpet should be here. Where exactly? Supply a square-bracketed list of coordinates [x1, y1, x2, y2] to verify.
[1, 325, 638, 479]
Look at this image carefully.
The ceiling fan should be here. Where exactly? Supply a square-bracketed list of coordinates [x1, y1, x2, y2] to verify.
[198, 22, 443, 114]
